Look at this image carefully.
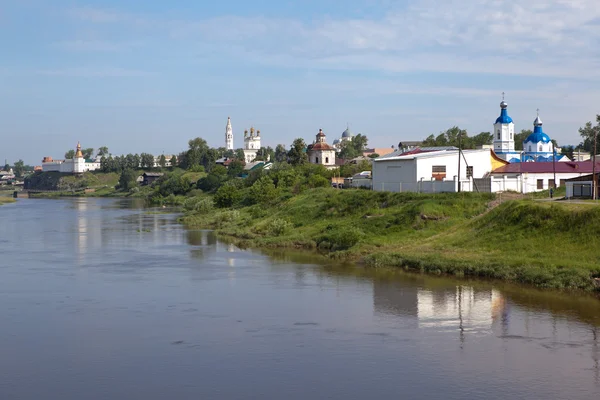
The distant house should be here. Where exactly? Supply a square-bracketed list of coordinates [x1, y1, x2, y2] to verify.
[142, 172, 163, 186]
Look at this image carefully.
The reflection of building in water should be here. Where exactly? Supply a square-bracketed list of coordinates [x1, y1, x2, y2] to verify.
[417, 286, 505, 332]
[75, 199, 88, 264]
[373, 280, 506, 333]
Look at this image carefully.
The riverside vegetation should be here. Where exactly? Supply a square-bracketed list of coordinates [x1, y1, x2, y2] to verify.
[175, 163, 600, 292]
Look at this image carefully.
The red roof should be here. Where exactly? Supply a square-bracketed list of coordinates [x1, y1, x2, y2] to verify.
[308, 143, 334, 151]
[493, 161, 600, 174]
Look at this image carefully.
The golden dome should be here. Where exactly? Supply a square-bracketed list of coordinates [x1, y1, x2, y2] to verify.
[75, 142, 83, 158]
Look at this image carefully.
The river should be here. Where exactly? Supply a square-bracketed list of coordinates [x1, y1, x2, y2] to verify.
[1, 198, 599, 399]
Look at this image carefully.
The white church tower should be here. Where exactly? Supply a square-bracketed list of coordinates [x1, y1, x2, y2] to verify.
[225, 117, 234, 150]
[493, 93, 519, 162]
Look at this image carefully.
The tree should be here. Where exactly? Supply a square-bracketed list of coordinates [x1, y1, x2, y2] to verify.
[287, 138, 308, 166]
[515, 129, 532, 151]
[247, 176, 278, 205]
[13, 160, 24, 178]
[118, 169, 138, 191]
[170, 155, 177, 168]
[234, 148, 245, 160]
[159, 154, 167, 168]
[339, 134, 369, 159]
[561, 145, 575, 161]
[227, 159, 245, 178]
[65, 150, 75, 159]
[3, 163, 10, 172]
[82, 148, 94, 159]
[97, 146, 109, 157]
[578, 117, 600, 153]
[214, 182, 242, 208]
[368, 153, 380, 159]
[275, 144, 287, 162]
[140, 153, 155, 169]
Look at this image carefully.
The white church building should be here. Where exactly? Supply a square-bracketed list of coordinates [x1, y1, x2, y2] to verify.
[492, 96, 567, 163]
[307, 128, 338, 169]
[42, 142, 100, 174]
[243, 127, 261, 163]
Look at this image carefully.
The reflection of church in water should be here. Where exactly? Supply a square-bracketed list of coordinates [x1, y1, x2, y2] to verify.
[373, 281, 507, 335]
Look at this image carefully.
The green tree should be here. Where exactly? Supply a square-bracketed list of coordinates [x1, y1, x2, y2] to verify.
[368, 153, 380, 159]
[13, 159, 24, 178]
[275, 144, 287, 162]
[97, 146, 109, 157]
[234, 148, 245, 160]
[578, 117, 600, 152]
[515, 129, 532, 151]
[159, 154, 167, 168]
[227, 159, 244, 178]
[65, 149, 75, 159]
[158, 173, 191, 196]
[169, 155, 177, 168]
[140, 153, 155, 169]
[82, 148, 94, 159]
[287, 138, 308, 166]
[247, 176, 278, 205]
[214, 182, 242, 208]
[118, 169, 138, 191]
[3, 163, 10, 172]
[561, 145, 575, 161]
[339, 134, 369, 159]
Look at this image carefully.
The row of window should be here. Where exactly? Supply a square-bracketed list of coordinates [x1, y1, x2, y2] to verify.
[431, 165, 473, 181]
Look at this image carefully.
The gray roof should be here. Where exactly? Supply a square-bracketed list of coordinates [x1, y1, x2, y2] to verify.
[378, 146, 459, 159]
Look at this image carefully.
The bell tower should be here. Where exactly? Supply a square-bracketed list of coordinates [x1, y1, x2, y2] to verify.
[493, 92, 515, 159]
[225, 117, 234, 150]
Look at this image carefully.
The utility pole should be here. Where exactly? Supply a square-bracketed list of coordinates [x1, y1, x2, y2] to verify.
[457, 131, 462, 193]
[594, 129, 598, 200]
[552, 141, 557, 191]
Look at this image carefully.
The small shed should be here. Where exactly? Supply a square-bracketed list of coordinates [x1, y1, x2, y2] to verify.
[565, 173, 600, 199]
[142, 172, 164, 186]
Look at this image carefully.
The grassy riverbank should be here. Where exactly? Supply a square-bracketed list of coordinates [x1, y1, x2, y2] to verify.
[0, 195, 15, 205]
[181, 188, 600, 291]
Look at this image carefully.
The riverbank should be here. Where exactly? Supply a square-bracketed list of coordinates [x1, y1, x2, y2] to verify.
[0, 196, 15, 205]
[181, 188, 600, 291]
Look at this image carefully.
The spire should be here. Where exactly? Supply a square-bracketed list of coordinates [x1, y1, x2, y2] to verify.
[495, 93, 512, 124]
[75, 142, 83, 158]
[534, 109, 542, 126]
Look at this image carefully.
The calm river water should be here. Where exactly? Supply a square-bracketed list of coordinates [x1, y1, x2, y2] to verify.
[1, 198, 599, 399]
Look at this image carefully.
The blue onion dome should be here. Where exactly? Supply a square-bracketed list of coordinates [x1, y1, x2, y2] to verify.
[495, 101, 513, 124]
[342, 127, 353, 138]
[332, 138, 340, 145]
[524, 114, 551, 144]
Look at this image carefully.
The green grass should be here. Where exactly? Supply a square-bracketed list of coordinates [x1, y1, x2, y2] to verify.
[180, 188, 600, 291]
[0, 196, 15, 205]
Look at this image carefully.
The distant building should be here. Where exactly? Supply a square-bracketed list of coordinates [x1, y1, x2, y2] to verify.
[142, 172, 164, 186]
[42, 142, 100, 174]
[307, 129, 337, 169]
[153, 154, 174, 168]
[363, 148, 395, 158]
[225, 117, 234, 150]
[243, 127, 261, 163]
[332, 125, 355, 152]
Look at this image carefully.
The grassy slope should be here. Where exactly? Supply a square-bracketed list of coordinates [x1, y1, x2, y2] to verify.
[181, 188, 600, 291]
[0, 196, 15, 204]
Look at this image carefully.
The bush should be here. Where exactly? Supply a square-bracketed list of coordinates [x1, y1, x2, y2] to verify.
[247, 176, 278, 205]
[216, 210, 240, 224]
[214, 182, 242, 208]
[316, 225, 363, 251]
[197, 174, 224, 192]
[307, 174, 330, 188]
[267, 218, 292, 236]
[189, 165, 205, 173]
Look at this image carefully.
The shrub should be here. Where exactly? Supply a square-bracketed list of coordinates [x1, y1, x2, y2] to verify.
[307, 174, 329, 188]
[316, 225, 363, 251]
[214, 182, 242, 208]
[267, 218, 292, 236]
[247, 176, 278, 205]
[217, 210, 240, 224]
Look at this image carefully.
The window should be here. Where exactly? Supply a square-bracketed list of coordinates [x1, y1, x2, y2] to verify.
[529, 145, 532, 152]
[466, 166, 473, 178]
[549, 179, 556, 189]
[497, 130, 500, 139]
[432, 165, 446, 181]
[537, 179, 544, 190]
[315, 157, 319, 164]
[325, 157, 329, 163]
[510, 131, 513, 139]
[539, 144, 543, 152]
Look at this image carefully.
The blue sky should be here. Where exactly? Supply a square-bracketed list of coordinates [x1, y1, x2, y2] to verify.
[3, 0, 600, 164]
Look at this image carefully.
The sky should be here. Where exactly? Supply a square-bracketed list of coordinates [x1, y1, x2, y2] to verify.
[3, 0, 600, 164]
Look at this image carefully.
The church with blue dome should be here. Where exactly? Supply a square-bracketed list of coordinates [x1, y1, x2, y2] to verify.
[492, 96, 567, 163]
